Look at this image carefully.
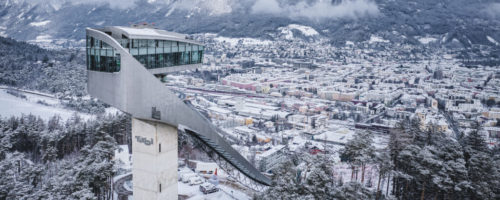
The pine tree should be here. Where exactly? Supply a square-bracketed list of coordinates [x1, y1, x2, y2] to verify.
[375, 150, 392, 199]
[340, 131, 375, 184]
[461, 130, 497, 199]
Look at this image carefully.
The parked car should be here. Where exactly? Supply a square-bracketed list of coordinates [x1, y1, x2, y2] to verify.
[188, 177, 204, 186]
[181, 173, 197, 183]
[178, 168, 194, 181]
[199, 182, 219, 194]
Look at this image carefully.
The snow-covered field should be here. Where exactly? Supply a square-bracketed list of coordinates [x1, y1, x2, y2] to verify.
[0, 89, 91, 121]
[278, 24, 319, 40]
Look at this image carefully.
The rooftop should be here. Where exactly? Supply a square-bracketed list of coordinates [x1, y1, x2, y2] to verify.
[97, 26, 202, 45]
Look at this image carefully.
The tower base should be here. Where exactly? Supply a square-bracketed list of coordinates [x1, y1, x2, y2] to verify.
[132, 118, 178, 200]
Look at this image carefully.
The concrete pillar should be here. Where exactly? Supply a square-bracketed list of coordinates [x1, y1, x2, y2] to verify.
[132, 118, 178, 200]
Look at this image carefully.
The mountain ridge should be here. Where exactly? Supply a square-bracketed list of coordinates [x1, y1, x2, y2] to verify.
[1, 0, 499, 48]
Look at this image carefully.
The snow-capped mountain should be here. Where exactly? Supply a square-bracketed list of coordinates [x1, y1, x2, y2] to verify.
[1, 0, 500, 47]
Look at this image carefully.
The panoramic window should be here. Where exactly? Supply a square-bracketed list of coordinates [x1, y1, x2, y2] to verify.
[123, 38, 204, 69]
[86, 36, 121, 72]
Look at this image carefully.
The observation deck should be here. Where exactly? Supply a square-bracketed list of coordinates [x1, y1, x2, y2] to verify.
[86, 26, 203, 76]
[86, 26, 271, 198]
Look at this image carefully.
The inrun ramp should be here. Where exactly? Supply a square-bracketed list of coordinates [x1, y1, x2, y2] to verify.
[85, 26, 272, 191]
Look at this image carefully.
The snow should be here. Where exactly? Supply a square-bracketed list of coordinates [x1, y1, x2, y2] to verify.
[287, 24, 319, 36]
[105, 107, 122, 115]
[345, 41, 355, 46]
[330, 163, 388, 192]
[417, 37, 437, 44]
[29, 20, 51, 27]
[280, 28, 294, 40]
[95, 21, 105, 26]
[278, 24, 319, 40]
[0, 26, 7, 36]
[165, 5, 176, 17]
[0, 89, 91, 121]
[178, 181, 250, 200]
[368, 35, 389, 44]
[208, 106, 231, 114]
[257, 145, 285, 158]
[213, 36, 272, 46]
[114, 145, 132, 170]
[204, 0, 232, 15]
[124, 180, 133, 192]
[16, 11, 24, 19]
[177, 166, 251, 199]
[314, 127, 355, 145]
[35, 34, 53, 43]
[119, 27, 165, 37]
[487, 36, 499, 46]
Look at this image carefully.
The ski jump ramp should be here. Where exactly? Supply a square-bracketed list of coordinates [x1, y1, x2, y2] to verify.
[86, 26, 271, 199]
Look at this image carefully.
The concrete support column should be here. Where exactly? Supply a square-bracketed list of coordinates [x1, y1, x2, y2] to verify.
[132, 118, 178, 200]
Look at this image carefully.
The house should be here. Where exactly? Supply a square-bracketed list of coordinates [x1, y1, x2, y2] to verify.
[256, 145, 287, 173]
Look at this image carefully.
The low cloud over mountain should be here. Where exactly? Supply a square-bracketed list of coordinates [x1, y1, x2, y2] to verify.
[251, 0, 379, 20]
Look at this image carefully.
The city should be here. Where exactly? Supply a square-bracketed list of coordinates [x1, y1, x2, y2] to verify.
[0, 0, 499, 200]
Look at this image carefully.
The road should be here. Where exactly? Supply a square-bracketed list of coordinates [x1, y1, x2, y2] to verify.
[114, 174, 132, 200]
[440, 110, 461, 139]
[0, 86, 56, 98]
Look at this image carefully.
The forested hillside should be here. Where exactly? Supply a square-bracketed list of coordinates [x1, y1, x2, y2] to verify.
[0, 113, 130, 199]
[0, 36, 85, 95]
[0, 36, 132, 199]
[0, 36, 105, 114]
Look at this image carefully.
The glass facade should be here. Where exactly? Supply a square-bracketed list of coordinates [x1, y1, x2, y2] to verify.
[86, 36, 121, 72]
[123, 39, 204, 69]
[86, 34, 204, 72]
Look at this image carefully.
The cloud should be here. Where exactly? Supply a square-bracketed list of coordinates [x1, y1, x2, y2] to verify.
[20, 0, 379, 18]
[484, 3, 500, 18]
[24, 0, 138, 10]
[251, 0, 380, 20]
[70, 0, 137, 9]
[250, 0, 281, 14]
[172, 0, 233, 15]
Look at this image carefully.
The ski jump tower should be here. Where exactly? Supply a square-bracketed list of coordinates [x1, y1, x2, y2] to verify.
[86, 26, 271, 199]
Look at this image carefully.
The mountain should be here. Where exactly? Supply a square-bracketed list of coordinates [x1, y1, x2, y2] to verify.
[1, 0, 500, 48]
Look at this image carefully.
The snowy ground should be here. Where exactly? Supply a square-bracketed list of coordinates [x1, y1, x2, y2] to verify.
[112, 147, 251, 200]
[114, 145, 132, 171]
[0, 88, 92, 121]
[178, 166, 251, 200]
[331, 163, 392, 194]
[178, 181, 250, 200]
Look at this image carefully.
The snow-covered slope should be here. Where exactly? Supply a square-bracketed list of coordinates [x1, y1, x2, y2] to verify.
[278, 24, 320, 40]
[0, 88, 91, 121]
